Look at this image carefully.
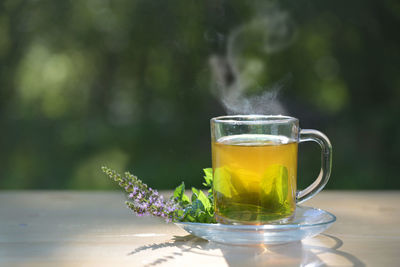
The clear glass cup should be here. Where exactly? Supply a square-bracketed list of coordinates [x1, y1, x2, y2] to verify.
[210, 115, 332, 224]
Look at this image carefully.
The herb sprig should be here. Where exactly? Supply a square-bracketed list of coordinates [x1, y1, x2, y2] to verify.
[102, 166, 216, 223]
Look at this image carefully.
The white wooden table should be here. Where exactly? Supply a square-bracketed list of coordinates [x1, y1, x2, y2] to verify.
[1, 191, 399, 266]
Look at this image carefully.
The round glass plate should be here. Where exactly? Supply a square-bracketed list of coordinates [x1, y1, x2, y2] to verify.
[175, 206, 336, 245]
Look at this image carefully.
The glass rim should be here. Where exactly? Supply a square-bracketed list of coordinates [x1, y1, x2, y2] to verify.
[211, 115, 298, 125]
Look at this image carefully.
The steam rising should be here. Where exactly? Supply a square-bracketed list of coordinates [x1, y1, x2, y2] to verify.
[210, 7, 296, 115]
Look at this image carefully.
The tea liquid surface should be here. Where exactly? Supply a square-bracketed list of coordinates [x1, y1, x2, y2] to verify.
[212, 134, 297, 224]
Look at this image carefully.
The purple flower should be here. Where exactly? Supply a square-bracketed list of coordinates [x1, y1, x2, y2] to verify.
[103, 166, 184, 223]
[148, 197, 154, 204]
[166, 206, 176, 213]
[153, 200, 162, 208]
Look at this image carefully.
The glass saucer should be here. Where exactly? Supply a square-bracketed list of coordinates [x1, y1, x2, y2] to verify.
[175, 206, 336, 245]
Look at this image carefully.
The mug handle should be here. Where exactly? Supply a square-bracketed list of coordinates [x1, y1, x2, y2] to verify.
[296, 129, 332, 204]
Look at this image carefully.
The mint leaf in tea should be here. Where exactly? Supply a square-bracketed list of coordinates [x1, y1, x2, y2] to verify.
[212, 134, 297, 224]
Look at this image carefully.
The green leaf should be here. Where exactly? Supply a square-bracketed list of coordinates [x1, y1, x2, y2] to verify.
[197, 190, 211, 211]
[173, 182, 190, 204]
[191, 199, 204, 212]
[176, 181, 217, 223]
[260, 164, 289, 211]
[190, 188, 210, 211]
[173, 182, 184, 199]
[213, 167, 237, 198]
[191, 187, 199, 202]
[175, 209, 184, 218]
[184, 213, 195, 222]
[202, 168, 213, 187]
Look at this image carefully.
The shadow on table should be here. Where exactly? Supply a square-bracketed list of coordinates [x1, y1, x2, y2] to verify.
[128, 234, 365, 267]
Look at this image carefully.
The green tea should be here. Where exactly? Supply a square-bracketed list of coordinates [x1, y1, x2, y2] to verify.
[212, 134, 297, 224]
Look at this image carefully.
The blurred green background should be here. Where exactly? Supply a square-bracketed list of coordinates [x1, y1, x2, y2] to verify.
[0, 0, 399, 190]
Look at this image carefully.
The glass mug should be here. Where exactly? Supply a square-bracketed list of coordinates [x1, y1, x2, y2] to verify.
[211, 115, 332, 224]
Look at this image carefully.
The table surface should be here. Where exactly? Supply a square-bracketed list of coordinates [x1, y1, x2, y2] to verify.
[1, 191, 399, 267]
